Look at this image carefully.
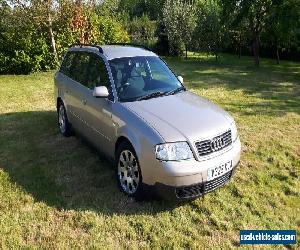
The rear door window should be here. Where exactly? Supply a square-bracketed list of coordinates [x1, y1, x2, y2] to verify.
[70, 52, 90, 86]
[60, 52, 76, 78]
[60, 51, 113, 100]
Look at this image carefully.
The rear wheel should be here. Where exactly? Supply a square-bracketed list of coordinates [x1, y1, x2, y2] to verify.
[116, 141, 143, 199]
[57, 102, 72, 137]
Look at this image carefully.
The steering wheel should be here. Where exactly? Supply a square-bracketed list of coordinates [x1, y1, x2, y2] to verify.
[117, 82, 131, 93]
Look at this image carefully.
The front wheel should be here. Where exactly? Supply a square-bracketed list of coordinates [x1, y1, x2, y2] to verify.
[116, 141, 143, 199]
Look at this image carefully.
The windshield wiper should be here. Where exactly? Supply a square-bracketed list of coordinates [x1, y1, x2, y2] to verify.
[165, 86, 186, 96]
[136, 91, 166, 101]
[136, 87, 186, 101]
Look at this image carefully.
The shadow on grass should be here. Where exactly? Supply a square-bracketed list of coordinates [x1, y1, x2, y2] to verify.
[0, 111, 180, 215]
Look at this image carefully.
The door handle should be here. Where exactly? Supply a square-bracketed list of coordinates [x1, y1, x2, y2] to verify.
[82, 99, 87, 105]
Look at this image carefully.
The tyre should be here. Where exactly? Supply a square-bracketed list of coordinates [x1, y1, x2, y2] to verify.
[57, 102, 72, 137]
[116, 141, 144, 199]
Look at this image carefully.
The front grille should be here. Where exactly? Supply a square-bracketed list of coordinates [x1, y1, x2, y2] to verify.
[195, 130, 232, 157]
[175, 170, 233, 199]
[204, 170, 232, 193]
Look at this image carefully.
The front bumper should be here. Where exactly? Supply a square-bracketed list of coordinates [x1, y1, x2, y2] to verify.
[142, 137, 241, 185]
[139, 137, 241, 200]
[154, 161, 239, 200]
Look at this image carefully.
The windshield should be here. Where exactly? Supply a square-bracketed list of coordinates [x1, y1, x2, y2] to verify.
[109, 56, 183, 102]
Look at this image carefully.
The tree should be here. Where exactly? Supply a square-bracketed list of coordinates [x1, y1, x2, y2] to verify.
[193, 0, 223, 61]
[118, 0, 166, 20]
[163, 0, 196, 58]
[0, 0, 130, 74]
[0, 0, 57, 73]
[229, 19, 249, 59]
[29, 0, 59, 63]
[71, 0, 94, 44]
[221, 0, 274, 66]
[263, 0, 300, 64]
[128, 14, 157, 46]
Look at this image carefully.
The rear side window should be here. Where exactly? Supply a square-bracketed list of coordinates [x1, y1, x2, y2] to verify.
[60, 52, 76, 77]
[60, 51, 113, 100]
[70, 53, 90, 85]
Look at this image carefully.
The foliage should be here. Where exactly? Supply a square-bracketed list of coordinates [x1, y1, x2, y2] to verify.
[0, 0, 129, 74]
[193, 0, 223, 60]
[118, 0, 166, 20]
[128, 14, 156, 46]
[0, 1, 56, 74]
[262, 0, 300, 63]
[93, 15, 130, 45]
[162, 0, 197, 57]
[97, 0, 121, 18]
[1, 0, 300, 73]
[220, 0, 285, 66]
[224, 18, 250, 59]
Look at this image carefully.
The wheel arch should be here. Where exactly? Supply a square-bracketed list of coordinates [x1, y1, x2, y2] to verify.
[114, 128, 144, 161]
[56, 97, 63, 112]
[115, 136, 135, 158]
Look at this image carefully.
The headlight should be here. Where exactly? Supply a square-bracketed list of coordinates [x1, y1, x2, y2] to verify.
[155, 142, 194, 161]
[231, 121, 238, 142]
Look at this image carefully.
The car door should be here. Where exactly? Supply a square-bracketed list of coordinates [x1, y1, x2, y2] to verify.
[63, 51, 91, 131]
[80, 53, 116, 157]
[55, 51, 78, 126]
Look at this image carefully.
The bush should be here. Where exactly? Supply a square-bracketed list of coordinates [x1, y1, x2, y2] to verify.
[91, 14, 130, 44]
[0, 2, 130, 74]
[128, 14, 157, 45]
[0, 28, 55, 74]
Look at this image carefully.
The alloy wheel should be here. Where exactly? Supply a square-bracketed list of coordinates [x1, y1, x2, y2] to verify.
[118, 150, 140, 194]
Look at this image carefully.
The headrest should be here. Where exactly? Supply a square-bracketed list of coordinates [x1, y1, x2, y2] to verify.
[131, 67, 141, 77]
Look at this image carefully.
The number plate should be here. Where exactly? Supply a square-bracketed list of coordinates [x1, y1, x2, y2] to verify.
[207, 160, 233, 181]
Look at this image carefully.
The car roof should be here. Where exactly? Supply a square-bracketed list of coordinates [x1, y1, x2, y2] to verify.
[69, 45, 158, 60]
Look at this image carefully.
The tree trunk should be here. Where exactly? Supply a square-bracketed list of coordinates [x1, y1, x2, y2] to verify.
[250, 13, 260, 67]
[276, 46, 280, 65]
[238, 33, 242, 59]
[48, 12, 58, 63]
[185, 44, 188, 60]
[252, 33, 260, 67]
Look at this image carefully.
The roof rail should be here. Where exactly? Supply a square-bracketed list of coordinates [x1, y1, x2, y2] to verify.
[107, 43, 151, 51]
[71, 44, 103, 54]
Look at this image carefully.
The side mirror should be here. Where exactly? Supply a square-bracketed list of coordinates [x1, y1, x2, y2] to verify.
[93, 86, 109, 98]
[178, 76, 184, 84]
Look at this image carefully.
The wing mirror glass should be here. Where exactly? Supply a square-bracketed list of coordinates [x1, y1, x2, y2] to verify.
[178, 76, 184, 84]
[93, 86, 109, 98]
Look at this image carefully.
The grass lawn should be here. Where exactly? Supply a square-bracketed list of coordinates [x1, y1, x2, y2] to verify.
[0, 54, 299, 248]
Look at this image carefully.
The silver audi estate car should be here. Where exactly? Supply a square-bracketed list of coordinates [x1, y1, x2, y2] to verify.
[54, 44, 241, 200]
